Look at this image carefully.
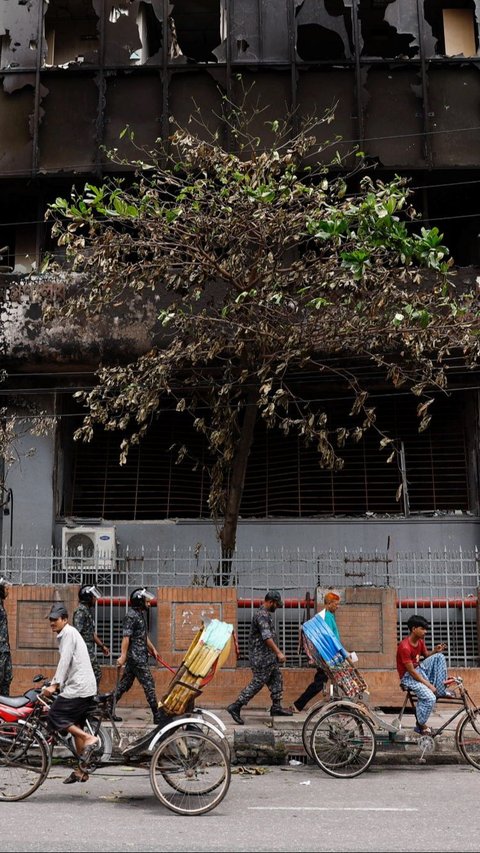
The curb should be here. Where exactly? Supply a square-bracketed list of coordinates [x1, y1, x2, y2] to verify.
[109, 724, 466, 767]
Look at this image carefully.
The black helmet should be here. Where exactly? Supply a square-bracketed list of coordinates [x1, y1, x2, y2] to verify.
[79, 584, 101, 605]
[129, 587, 155, 609]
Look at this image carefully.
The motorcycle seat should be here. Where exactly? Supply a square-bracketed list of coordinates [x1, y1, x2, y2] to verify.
[0, 694, 33, 708]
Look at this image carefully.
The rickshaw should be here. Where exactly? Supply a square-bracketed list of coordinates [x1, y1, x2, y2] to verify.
[299, 612, 480, 778]
[0, 618, 233, 815]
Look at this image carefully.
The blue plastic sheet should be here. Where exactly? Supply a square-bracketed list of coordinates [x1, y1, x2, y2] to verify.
[302, 612, 348, 667]
[201, 618, 233, 650]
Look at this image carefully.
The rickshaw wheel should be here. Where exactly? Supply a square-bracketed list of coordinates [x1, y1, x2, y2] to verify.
[149, 729, 230, 815]
[311, 707, 376, 778]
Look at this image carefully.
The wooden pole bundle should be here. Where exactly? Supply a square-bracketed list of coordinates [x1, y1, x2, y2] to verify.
[159, 618, 233, 716]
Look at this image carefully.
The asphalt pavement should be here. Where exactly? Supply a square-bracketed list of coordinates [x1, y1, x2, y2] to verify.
[2, 763, 479, 852]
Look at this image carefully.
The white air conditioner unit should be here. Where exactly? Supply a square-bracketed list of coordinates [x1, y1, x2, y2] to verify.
[60, 525, 117, 585]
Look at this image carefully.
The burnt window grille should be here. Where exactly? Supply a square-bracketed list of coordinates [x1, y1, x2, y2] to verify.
[66, 392, 472, 520]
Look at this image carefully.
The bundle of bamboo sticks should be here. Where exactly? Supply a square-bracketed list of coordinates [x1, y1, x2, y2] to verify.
[159, 618, 233, 716]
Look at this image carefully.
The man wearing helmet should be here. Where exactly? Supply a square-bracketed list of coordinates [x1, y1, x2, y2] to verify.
[73, 585, 110, 688]
[114, 588, 163, 724]
[0, 578, 12, 695]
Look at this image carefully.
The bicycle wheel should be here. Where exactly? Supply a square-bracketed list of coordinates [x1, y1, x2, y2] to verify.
[456, 710, 480, 770]
[62, 717, 113, 765]
[159, 724, 230, 795]
[301, 700, 329, 759]
[311, 708, 376, 778]
[0, 722, 50, 801]
[149, 730, 231, 815]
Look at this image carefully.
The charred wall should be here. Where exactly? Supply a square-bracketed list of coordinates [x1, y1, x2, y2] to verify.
[2, 2, 480, 271]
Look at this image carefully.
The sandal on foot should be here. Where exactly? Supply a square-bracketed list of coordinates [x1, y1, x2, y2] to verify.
[414, 724, 432, 735]
[63, 770, 89, 784]
[80, 738, 100, 762]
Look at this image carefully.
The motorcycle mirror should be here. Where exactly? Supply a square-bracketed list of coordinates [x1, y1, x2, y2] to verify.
[32, 674, 45, 683]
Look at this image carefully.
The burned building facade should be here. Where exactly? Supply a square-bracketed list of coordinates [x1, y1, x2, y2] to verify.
[1, 1, 480, 557]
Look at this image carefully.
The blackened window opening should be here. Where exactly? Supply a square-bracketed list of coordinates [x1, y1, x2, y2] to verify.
[296, 24, 347, 61]
[170, 0, 221, 62]
[138, 1, 163, 60]
[44, 0, 99, 66]
[359, 0, 419, 58]
[424, 0, 478, 56]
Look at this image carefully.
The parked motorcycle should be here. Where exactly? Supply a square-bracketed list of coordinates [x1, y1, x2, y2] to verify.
[0, 674, 113, 762]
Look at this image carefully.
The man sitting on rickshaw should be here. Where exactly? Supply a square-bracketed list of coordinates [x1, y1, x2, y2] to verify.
[396, 614, 456, 735]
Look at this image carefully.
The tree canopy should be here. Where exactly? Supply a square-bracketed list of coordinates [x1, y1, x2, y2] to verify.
[45, 99, 480, 565]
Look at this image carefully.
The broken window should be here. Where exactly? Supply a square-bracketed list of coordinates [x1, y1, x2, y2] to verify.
[169, 0, 221, 63]
[44, 0, 99, 67]
[295, 0, 353, 62]
[359, 0, 419, 58]
[424, 1, 479, 56]
[226, 0, 260, 62]
[104, 0, 160, 65]
[0, 76, 35, 173]
[0, 186, 40, 273]
[0, 0, 40, 70]
[135, 2, 163, 63]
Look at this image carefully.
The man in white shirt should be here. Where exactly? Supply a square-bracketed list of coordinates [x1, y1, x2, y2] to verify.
[42, 602, 100, 784]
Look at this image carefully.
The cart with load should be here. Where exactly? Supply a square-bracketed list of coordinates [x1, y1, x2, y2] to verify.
[300, 612, 480, 778]
[0, 617, 234, 815]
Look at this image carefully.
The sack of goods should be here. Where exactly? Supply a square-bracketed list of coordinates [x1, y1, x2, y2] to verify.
[159, 618, 233, 716]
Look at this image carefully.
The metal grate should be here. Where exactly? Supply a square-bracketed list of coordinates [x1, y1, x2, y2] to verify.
[67, 393, 471, 520]
[2, 545, 479, 666]
[236, 610, 308, 667]
[397, 610, 478, 669]
[96, 604, 125, 659]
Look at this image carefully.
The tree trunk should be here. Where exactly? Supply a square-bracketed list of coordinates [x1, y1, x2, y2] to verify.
[218, 389, 258, 583]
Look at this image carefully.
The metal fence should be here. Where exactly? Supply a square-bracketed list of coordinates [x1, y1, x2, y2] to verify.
[1, 544, 479, 667]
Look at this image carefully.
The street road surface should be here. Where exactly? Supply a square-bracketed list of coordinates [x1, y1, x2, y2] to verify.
[0, 762, 478, 852]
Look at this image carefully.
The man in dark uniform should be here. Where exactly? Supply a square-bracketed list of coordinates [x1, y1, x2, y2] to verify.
[115, 587, 163, 724]
[0, 578, 12, 695]
[73, 584, 110, 688]
[227, 589, 293, 724]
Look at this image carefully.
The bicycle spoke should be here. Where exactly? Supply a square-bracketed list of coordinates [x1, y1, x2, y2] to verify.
[311, 709, 376, 778]
[0, 723, 50, 801]
[150, 730, 230, 815]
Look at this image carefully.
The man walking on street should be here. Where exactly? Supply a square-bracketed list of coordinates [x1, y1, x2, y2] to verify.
[0, 578, 12, 696]
[115, 587, 163, 724]
[227, 590, 293, 725]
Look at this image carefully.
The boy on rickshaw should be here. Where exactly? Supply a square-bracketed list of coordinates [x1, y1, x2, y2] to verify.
[396, 614, 456, 735]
